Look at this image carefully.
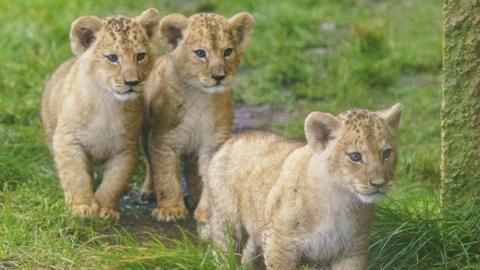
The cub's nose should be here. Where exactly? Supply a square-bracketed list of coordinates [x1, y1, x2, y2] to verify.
[212, 75, 225, 83]
[124, 80, 139, 86]
[369, 180, 386, 188]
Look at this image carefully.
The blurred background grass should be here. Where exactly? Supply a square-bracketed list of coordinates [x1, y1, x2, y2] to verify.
[1, 0, 476, 269]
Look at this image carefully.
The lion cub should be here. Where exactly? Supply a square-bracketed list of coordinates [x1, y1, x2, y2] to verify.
[41, 9, 161, 220]
[141, 12, 253, 222]
[203, 104, 402, 269]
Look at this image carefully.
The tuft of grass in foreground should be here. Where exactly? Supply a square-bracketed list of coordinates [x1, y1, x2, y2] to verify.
[85, 230, 241, 270]
[370, 197, 480, 269]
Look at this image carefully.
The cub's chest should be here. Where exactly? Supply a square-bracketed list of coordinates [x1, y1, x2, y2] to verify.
[301, 212, 355, 263]
[180, 92, 215, 129]
[82, 106, 140, 160]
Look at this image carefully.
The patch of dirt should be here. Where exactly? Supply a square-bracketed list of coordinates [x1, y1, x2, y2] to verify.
[117, 104, 291, 241]
[232, 104, 291, 132]
[117, 191, 197, 242]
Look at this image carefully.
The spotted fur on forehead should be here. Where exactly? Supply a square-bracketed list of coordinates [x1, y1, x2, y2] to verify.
[101, 16, 147, 51]
[338, 109, 393, 144]
[185, 13, 235, 50]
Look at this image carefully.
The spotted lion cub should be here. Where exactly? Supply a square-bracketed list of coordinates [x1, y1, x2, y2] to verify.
[141, 12, 253, 222]
[203, 104, 402, 269]
[41, 9, 161, 220]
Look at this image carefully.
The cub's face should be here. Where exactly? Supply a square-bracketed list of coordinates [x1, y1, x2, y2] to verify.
[305, 104, 402, 204]
[70, 9, 161, 101]
[159, 12, 253, 94]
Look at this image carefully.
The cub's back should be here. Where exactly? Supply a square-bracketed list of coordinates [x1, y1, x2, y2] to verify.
[41, 58, 77, 147]
[208, 131, 302, 229]
[210, 131, 301, 183]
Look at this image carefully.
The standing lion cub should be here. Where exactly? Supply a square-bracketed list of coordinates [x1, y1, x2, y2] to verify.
[141, 12, 253, 222]
[203, 104, 402, 269]
[41, 9, 161, 220]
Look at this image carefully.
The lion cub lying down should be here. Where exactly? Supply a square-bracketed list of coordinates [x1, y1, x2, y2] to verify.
[41, 9, 161, 220]
[203, 104, 402, 269]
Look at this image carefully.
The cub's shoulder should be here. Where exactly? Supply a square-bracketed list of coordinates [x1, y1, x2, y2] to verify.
[48, 58, 76, 83]
[222, 130, 303, 151]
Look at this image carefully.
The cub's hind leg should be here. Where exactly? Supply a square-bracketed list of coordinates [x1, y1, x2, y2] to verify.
[140, 161, 155, 201]
[192, 149, 211, 222]
[193, 153, 211, 223]
[140, 130, 155, 201]
[202, 209, 243, 252]
[201, 212, 228, 250]
[201, 155, 243, 253]
[194, 131, 230, 222]
[183, 153, 202, 210]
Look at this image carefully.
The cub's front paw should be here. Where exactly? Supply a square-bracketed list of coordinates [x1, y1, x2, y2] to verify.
[98, 207, 120, 221]
[70, 202, 99, 218]
[151, 202, 188, 222]
[193, 206, 210, 223]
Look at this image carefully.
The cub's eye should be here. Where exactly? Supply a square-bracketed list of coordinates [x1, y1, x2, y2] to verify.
[194, 49, 207, 58]
[224, 48, 233, 57]
[105, 54, 119, 63]
[136, 52, 146, 61]
[348, 152, 362, 162]
[382, 149, 392, 159]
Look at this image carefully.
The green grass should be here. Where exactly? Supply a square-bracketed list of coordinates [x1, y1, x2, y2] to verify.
[84, 230, 241, 270]
[369, 197, 480, 269]
[1, 0, 478, 269]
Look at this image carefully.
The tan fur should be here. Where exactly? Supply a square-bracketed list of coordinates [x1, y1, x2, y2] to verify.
[203, 104, 402, 269]
[141, 12, 253, 222]
[41, 9, 161, 220]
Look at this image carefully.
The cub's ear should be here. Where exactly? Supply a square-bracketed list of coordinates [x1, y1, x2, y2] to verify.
[305, 112, 341, 153]
[70, 16, 103, 56]
[137, 8, 161, 46]
[377, 103, 402, 129]
[229, 12, 254, 47]
[159, 13, 188, 51]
